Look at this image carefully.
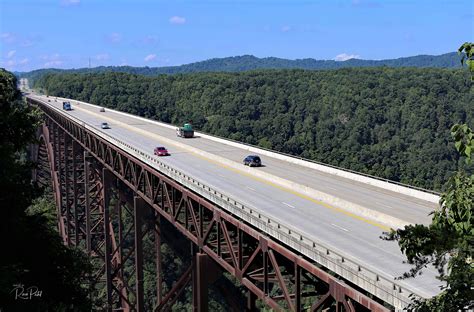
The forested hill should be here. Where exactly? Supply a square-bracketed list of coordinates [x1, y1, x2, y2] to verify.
[35, 68, 473, 191]
[20, 52, 459, 83]
[153, 52, 461, 72]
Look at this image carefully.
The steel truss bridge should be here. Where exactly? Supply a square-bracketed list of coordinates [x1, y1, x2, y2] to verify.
[28, 95, 436, 312]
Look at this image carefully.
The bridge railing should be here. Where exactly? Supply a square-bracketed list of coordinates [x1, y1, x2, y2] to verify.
[33, 96, 419, 310]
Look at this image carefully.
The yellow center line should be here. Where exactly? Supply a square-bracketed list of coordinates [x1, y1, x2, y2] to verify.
[71, 102, 391, 231]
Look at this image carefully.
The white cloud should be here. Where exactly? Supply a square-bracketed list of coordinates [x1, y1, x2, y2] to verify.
[44, 60, 64, 67]
[1, 32, 15, 43]
[281, 25, 291, 32]
[351, 0, 381, 8]
[61, 0, 80, 6]
[142, 35, 158, 45]
[169, 16, 186, 25]
[334, 53, 360, 61]
[1, 57, 29, 70]
[20, 39, 35, 47]
[42, 53, 64, 67]
[41, 53, 60, 61]
[95, 53, 110, 61]
[144, 54, 157, 62]
[7, 50, 16, 58]
[1, 33, 40, 47]
[105, 32, 122, 43]
[3, 60, 15, 67]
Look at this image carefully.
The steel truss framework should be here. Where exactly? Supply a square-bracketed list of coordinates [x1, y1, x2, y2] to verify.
[31, 98, 392, 312]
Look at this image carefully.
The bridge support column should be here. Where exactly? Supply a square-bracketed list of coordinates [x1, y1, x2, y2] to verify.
[192, 252, 219, 312]
[84, 153, 92, 255]
[192, 253, 208, 312]
[64, 134, 71, 246]
[102, 168, 114, 311]
[71, 140, 84, 247]
[246, 291, 257, 312]
[295, 264, 301, 312]
[155, 213, 163, 305]
[134, 196, 145, 312]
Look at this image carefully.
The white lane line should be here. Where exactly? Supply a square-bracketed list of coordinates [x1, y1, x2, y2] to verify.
[246, 186, 256, 191]
[282, 202, 295, 209]
[217, 174, 227, 179]
[331, 223, 349, 232]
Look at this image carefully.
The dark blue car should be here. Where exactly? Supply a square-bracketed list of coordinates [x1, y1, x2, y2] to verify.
[243, 155, 262, 167]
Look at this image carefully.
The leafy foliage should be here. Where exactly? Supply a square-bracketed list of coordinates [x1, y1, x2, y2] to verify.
[458, 42, 474, 81]
[451, 123, 473, 163]
[35, 67, 473, 191]
[383, 124, 474, 311]
[18, 52, 461, 85]
[0, 69, 92, 311]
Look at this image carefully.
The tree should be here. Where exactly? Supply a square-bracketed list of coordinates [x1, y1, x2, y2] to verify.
[0, 69, 92, 311]
[383, 124, 473, 311]
[382, 45, 474, 311]
[458, 42, 474, 81]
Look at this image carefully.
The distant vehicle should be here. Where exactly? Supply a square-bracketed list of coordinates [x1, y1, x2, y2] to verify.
[176, 123, 194, 138]
[243, 155, 262, 167]
[101, 122, 110, 129]
[100, 107, 105, 112]
[62, 101, 72, 110]
[154, 146, 169, 156]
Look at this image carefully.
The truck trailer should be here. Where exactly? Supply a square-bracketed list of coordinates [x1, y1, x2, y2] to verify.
[176, 123, 194, 138]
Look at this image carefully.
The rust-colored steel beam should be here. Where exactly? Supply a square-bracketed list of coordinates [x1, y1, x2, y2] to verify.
[134, 196, 145, 312]
[155, 265, 193, 312]
[192, 253, 208, 312]
[32, 98, 393, 312]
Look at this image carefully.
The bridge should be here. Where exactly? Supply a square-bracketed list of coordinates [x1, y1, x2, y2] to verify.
[27, 92, 441, 311]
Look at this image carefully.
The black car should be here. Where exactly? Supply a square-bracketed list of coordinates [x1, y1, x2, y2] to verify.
[243, 155, 262, 167]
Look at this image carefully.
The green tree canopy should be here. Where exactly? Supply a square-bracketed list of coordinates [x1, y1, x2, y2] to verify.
[384, 124, 473, 311]
[0, 69, 92, 311]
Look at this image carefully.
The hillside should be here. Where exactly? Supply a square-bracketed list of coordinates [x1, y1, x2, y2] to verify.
[19, 52, 460, 84]
[34, 68, 473, 191]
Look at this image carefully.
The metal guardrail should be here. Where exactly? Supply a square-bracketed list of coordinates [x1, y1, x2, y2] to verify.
[33, 96, 418, 310]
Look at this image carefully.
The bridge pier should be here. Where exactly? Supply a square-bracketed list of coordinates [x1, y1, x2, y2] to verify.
[246, 291, 257, 311]
[155, 213, 163, 305]
[192, 253, 208, 312]
[134, 196, 145, 312]
[192, 252, 221, 312]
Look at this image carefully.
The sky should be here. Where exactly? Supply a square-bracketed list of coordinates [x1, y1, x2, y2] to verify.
[0, 0, 472, 72]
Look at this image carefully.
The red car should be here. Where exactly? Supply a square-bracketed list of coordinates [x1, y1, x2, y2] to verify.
[154, 146, 169, 156]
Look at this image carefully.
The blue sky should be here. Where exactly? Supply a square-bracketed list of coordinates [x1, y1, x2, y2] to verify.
[0, 0, 472, 72]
